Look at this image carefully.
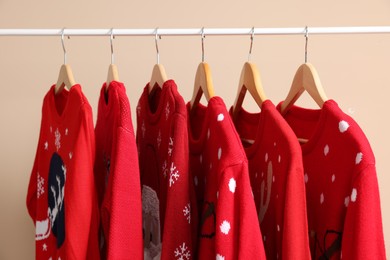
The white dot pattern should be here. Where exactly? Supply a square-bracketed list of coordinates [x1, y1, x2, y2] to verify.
[217, 113, 224, 121]
[344, 196, 350, 207]
[324, 145, 330, 156]
[304, 173, 308, 183]
[355, 152, 363, 164]
[220, 220, 231, 235]
[218, 148, 222, 160]
[351, 188, 357, 202]
[320, 193, 324, 204]
[216, 254, 225, 260]
[228, 178, 236, 193]
[339, 120, 350, 133]
[332, 174, 335, 183]
[265, 153, 268, 162]
[278, 155, 281, 163]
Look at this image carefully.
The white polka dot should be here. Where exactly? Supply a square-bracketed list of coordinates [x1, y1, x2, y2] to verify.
[351, 188, 357, 202]
[344, 196, 350, 207]
[265, 153, 268, 162]
[69, 152, 73, 159]
[324, 144, 329, 156]
[277, 224, 280, 232]
[218, 148, 222, 160]
[304, 173, 308, 183]
[332, 174, 335, 183]
[207, 128, 210, 139]
[194, 176, 198, 186]
[355, 152, 363, 164]
[217, 113, 224, 121]
[263, 235, 266, 241]
[220, 220, 231, 235]
[200, 155, 203, 164]
[255, 172, 258, 178]
[273, 175, 275, 182]
[228, 178, 236, 193]
[320, 193, 324, 204]
[216, 191, 219, 199]
[274, 142, 276, 147]
[216, 254, 225, 260]
[261, 172, 264, 178]
[278, 155, 281, 163]
[339, 120, 350, 133]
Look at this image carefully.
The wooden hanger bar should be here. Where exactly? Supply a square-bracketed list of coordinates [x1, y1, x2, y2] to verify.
[1, 27, 390, 37]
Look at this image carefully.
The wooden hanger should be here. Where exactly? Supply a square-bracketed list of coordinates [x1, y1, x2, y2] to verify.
[280, 62, 328, 115]
[190, 62, 215, 110]
[106, 64, 119, 89]
[55, 64, 76, 94]
[232, 62, 267, 120]
[55, 29, 76, 94]
[106, 29, 119, 90]
[148, 28, 168, 93]
[148, 63, 168, 93]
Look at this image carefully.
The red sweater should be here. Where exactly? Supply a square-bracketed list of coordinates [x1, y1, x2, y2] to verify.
[187, 97, 266, 260]
[26, 85, 100, 260]
[278, 100, 386, 259]
[136, 80, 197, 260]
[230, 100, 311, 259]
[94, 81, 143, 259]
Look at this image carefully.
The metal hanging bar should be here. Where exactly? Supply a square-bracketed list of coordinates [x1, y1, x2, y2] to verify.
[1, 26, 390, 37]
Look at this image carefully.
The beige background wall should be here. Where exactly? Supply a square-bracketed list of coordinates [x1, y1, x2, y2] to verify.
[1, 0, 389, 258]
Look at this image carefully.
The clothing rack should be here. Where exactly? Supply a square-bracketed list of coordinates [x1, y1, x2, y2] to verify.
[1, 27, 390, 37]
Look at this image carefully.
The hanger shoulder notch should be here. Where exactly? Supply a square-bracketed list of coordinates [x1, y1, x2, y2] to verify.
[190, 62, 215, 109]
[55, 64, 76, 94]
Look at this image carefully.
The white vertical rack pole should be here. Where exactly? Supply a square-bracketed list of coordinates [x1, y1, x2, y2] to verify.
[1, 27, 390, 37]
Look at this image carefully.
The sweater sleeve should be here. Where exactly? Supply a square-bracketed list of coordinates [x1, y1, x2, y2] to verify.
[101, 126, 143, 259]
[282, 154, 311, 259]
[161, 113, 194, 259]
[341, 164, 386, 259]
[215, 162, 266, 259]
[65, 105, 99, 260]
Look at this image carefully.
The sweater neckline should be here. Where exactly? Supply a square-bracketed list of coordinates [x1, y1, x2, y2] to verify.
[232, 100, 273, 158]
[143, 80, 174, 124]
[187, 97, 224, 154]
[279, 100, 336, 155]
[49, 84, 80, 123]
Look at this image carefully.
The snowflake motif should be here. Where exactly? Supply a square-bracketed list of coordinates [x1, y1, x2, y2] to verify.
[169, 162, 180, 187]
[174, 242, 191, 260]
[162, 160, 168, 178]
[54, 128, 61, 151]
[183, 203, 191, 224]
[141, 121, 146, 138]
[168, 137, 174, 157]
[157, 130, 162, 149]
[37, 172, 45, 199]
[216, 254, 225, 260]
[165, 103, 170, 120]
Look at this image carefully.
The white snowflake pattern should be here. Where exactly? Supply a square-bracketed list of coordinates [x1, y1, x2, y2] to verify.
[183, 203, 191, 224]
[174, 242, 191, 260]
[168, 137, 174, 157]
[37, 172, 45, 199]
[157, 130, 162, 149]
[165, 103, 170, 120]
[169, 162, 180, 187]
[162, 160, 168, 178]
[141, 121, 146, 138]
[54, 128, 61, 151]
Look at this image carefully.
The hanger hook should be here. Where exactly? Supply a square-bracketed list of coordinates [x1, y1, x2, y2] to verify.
[155, 27, 161, 64]
[61, 28, 67, 64]
[248, 27, 255, 62]
[304, 26, 309, 63]
[110, 28, 115, 64]
[201, 27, 205, 62]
